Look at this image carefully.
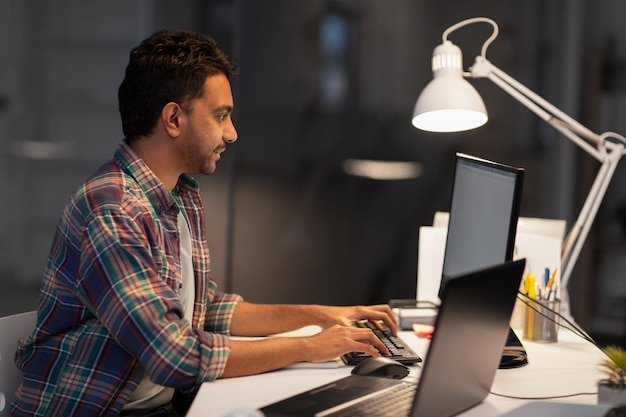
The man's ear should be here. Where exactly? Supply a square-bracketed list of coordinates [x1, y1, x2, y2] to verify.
[162, 102, 183, 137]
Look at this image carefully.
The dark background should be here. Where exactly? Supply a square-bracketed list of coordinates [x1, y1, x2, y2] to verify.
[1, 0, 625, 347]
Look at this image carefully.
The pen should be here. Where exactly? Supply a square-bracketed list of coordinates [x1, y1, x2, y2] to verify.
[527, 274, 536, 299]
[545, 268, 557, 300]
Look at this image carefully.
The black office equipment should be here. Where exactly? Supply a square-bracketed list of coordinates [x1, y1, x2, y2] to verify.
[440, 153, 524, 290]
[441, 153, 527, 369]
[259, 259, 526, 417]
[342, 320, 422, 365]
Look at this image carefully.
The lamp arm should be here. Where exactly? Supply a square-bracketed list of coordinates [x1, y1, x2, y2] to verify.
[470, 57, 605, 160]
[468, 56, 626, 291]
[560, 150, 622, 286]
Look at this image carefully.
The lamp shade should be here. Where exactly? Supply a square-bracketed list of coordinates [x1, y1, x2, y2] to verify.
[412, 41, 488, 132]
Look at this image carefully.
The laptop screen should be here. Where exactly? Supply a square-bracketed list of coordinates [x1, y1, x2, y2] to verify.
[439, 153, 524, 293]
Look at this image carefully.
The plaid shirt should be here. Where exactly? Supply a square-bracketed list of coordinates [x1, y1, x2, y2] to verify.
[12, 141, 241, 417]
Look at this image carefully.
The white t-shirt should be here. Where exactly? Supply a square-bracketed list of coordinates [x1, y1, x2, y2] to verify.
[123, 209, 195, 411]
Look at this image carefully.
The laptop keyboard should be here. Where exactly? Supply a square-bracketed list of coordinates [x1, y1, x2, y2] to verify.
[341, 320, 422, 365]
[320, 381, 417, 417]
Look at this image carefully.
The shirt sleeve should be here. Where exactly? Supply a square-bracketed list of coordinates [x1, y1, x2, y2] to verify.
[205, 290, 243, 334]
[76, 207, 232, 384]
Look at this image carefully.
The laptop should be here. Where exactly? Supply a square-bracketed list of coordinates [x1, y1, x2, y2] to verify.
[260, 259, 526, 417]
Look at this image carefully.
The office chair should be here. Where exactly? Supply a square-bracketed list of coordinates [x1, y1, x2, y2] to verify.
[0, 311, 36, 416]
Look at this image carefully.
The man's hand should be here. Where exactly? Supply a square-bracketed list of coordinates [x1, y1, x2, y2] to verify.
[303, 324, 390, 363]
[315, 304, 398, 336]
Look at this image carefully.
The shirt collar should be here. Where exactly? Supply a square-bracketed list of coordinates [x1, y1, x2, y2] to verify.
[113, 140, 200, 214]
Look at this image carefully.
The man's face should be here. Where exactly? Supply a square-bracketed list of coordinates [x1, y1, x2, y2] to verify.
[177, 73, 237, 175]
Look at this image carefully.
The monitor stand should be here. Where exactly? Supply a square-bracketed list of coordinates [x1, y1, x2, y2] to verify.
[499, 327, 528, 368]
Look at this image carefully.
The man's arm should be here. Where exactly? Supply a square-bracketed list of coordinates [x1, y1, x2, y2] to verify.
[229, 301, 398, 336]
[217, 301, 399, 377]
[220, 324, 387, 378]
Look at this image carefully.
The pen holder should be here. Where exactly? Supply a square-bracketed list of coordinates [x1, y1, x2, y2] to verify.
[522, 298, 560, 343]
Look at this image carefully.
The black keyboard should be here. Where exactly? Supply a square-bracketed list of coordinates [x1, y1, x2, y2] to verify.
[341, 320, 422, 365]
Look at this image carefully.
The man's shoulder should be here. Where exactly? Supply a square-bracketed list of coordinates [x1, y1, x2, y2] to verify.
[71, 161, 151, 216]
[83, 161, 137, 201]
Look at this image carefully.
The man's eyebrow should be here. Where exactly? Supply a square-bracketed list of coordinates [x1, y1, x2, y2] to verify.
[214, 105, 233, 113]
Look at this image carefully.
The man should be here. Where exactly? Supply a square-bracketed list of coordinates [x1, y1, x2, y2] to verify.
[12, 30, 397, 417]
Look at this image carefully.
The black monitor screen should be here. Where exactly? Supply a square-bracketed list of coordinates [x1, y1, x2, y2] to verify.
[440, 153, 524, 293]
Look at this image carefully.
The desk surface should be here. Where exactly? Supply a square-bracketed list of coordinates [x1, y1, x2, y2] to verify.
[187, 327, 608, 417]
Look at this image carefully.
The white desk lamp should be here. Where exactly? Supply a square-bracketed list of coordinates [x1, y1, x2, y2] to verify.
[412, 17, 626, 317]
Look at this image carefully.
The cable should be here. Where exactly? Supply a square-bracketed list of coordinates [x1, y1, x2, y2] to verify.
[515, 291, 610, 358]
[487, 293, 609, 401]
[489, 390, 597, 400]
[441, 17, 499, 59]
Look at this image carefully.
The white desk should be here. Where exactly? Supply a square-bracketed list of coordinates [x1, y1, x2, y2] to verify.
[187, 328, 609, 417]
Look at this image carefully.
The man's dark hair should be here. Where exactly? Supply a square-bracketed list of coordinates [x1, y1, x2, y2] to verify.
[118, 30, 238, 141]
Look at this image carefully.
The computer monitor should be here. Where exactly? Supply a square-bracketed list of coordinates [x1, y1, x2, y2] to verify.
[439, 153, 524, 293]
[439, 153, 526, 369]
